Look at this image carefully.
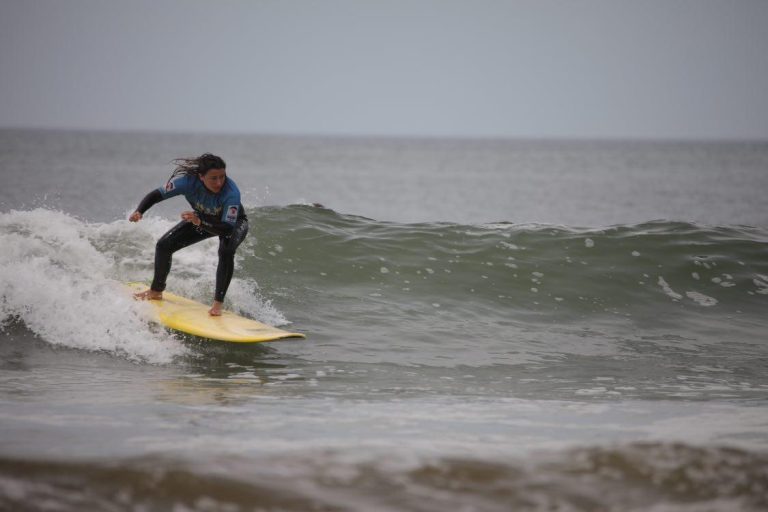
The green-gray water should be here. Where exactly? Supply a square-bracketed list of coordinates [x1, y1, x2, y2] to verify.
[1, 130, 767, 511]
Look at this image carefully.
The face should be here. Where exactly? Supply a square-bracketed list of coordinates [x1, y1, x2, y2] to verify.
[200, 168, 226, 193]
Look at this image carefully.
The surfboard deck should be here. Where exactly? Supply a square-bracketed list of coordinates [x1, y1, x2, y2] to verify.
[126, 282, 305, 343]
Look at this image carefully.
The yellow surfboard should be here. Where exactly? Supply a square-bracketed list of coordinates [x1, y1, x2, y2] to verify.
[127, 282, 305, 343]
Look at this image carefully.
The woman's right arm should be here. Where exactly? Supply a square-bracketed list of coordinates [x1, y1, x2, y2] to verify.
[129, 189, 164, 222]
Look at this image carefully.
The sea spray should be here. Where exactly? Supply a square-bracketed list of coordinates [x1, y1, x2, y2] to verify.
[0, 209, 187, 362]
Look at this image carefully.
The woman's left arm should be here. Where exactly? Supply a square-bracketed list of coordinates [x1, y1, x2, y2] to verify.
[181, 211, 235, 236]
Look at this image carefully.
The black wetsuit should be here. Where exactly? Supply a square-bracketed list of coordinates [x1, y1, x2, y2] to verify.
[135, 174, 248, 302]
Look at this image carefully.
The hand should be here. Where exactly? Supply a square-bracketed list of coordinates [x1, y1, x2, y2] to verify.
[181, 211, 201, 226]
[129, 211, 142, 222]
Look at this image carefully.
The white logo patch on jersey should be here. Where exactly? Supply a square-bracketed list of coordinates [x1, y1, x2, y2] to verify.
[165, 180, 175, 192]
[226, 205, 239, 223]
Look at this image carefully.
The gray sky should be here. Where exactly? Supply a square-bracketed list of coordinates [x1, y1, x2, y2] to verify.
[1, 0, 767, 140]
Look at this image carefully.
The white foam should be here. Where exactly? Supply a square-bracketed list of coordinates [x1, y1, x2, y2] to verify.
[754, 274, 768, 294]
[685, 291, 718, 307]
[0, 209, 186, 363]
[657, 276, 682, 301]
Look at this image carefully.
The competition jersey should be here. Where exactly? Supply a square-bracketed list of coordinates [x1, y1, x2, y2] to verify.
[158, 174, 245, 226]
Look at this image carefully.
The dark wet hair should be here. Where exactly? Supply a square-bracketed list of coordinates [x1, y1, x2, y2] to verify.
[168, 153, 226, 180]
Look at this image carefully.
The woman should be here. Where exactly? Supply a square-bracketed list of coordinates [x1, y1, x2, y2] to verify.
[129, 153, 248, 316]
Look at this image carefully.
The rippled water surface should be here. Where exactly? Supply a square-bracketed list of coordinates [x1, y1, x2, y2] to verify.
[1, 130, 767, 511]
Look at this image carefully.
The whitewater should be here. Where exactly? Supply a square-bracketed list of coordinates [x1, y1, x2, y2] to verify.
[1, 130, 767, 511]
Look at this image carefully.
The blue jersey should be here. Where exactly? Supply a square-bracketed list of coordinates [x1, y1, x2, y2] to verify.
[158, 174, 244, 227]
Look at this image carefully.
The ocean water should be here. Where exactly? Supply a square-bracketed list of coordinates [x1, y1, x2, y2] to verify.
[1, 129, 767, 511]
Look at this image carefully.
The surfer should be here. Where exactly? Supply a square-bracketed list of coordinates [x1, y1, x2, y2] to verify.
[129, 153, 248, 316]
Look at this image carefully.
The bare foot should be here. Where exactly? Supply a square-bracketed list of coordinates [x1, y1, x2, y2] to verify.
[209, 301, 224, 316]
[134, 289, 162, 301]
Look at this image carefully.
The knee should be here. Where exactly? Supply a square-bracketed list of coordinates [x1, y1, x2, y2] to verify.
[218, 244, 236, 260]
[156, 235, 174, 253]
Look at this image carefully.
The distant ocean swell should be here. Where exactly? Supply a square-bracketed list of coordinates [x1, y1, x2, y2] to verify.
[1, 205, 766, 361]
[1, 443, 766, 512]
